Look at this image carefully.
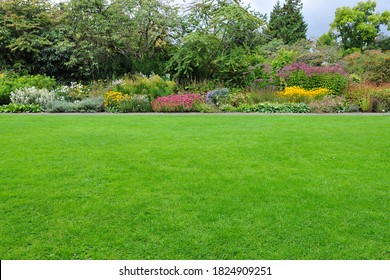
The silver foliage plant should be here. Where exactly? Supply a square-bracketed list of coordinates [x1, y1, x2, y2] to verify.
[10, 87, 56, 107]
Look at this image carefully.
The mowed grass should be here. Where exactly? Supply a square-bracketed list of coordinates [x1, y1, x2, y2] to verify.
[0, 114, 389, 260]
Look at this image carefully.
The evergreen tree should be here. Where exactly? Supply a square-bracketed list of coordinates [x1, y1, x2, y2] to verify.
[267, 0, 307, 44]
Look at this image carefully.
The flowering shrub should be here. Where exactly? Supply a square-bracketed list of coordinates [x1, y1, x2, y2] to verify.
[278, 62, 347, 78]
[10, 87, 56, 107]
[279, 86, 330, 102]
[206, 88, 230, 105]
[104, 91, 126, 108]
[344, 51, 390, 85]
[152, 93, 204, 112]
[278, 62, 348, 95]
[104, 91, 152, 112]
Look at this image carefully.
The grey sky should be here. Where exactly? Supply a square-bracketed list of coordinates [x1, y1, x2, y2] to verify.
[241, 0, 390, 38]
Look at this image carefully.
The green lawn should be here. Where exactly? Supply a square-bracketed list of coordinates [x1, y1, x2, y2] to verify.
[0, 114, 389, 260]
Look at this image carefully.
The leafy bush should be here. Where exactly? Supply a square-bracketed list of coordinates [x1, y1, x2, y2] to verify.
[10, 87, 56, 107]
[345, 83, 390, 112]
[278, 62, 348, 94]
[113, 74, 176, 100]
[221, 102, 310, 113]
[279, 86, 330, 103]
[206, 88, 230, 105]
[307, 96, 359, 113]
[0, 74, 57, 105]
[343, 50, 390, 85]
[0, 104, 43, 113]
[118, 95, 151, 113]
[151, 93, 204, 112]
[214, 48, 265, 86]
[47, 97, 104, 113]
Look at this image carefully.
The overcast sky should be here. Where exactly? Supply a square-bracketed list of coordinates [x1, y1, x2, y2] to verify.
[240, 0, 390, 38]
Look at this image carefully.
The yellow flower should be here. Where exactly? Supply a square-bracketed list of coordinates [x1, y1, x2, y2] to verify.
[104, 91, 125, 107]
[279, 86, 330, 101]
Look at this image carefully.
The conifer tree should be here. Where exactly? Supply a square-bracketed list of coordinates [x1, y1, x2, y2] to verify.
[267, 0, 307, 44]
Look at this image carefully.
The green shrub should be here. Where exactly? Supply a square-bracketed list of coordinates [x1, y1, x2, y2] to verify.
[343, 50, 390, 85]
[118, 95, 151, 113]
[0, 74, 57, 105]
[221, 102, 310, 113]
[113, 74, 176, 100]
[0, 104, 43, 113]
[345, 83, 390, 112]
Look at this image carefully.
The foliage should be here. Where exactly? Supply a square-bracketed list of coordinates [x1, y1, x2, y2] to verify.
[267, 0, 308, 44]
[0, 103, 43, 113]
[329, 0, 390, 50]
[206, 88, 230, 105]
[114, 74, 176, 100]
[278, 86, 330, 102]
[166, 32, 220, 82]
[167, 0, 266, 85]
[307, 95, 359, 113]
[278, 62, 349, 94]
[46, 97, 105, 113]
[10, 87, 56, 107]
[0, 0, 55, 72]
[0, 74, 57, 105]
[151, 93, 204, 112]
[117, 95, 152, 113]
[345, 83, 390, 112]
[214, 47, 264, 86]
[247, 86, 280, 104]
[221, 102, 310, 113]
[104, 91, 127, 111]
[343, 50, 390, 84]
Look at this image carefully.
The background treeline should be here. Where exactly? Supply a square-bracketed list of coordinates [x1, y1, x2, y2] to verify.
[1, 0, 388, 84]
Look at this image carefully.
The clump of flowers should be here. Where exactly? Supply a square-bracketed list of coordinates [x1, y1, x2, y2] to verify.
[279, 86, 330, 102]
[278, 62, 348, 95]
[104, 91, 127, 108]
[278, 62, 347, 78]
[152, 93, 204, 112]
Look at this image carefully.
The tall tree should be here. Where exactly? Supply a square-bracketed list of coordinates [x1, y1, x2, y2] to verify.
[0, 0, 55, 72]
[329, 0, 390, 50]
[267, 0, 307, 44]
